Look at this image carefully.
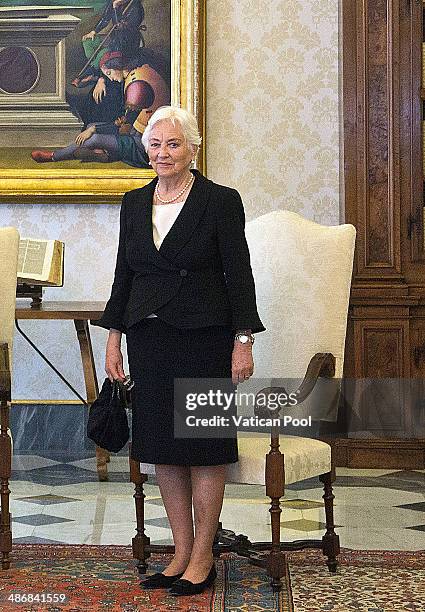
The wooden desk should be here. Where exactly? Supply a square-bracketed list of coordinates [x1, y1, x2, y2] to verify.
[15, 301, 111, 481]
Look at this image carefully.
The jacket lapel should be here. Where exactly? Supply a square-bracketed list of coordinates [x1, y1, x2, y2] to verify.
[155, 170, 212, 262]
[136, 177, 158, 256]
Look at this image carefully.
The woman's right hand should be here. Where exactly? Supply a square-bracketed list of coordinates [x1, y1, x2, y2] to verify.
[105, 333, 126, 382]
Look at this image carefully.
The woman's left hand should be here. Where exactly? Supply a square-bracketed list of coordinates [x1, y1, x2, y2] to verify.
[75, 126, 95, 145]
[232, 343, 254, 384]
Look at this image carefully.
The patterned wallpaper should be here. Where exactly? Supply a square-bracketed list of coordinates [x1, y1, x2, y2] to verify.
[1, 0, 340, 400]
[206, 0, 340, 224]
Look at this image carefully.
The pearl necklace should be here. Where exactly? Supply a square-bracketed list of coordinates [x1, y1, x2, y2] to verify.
[155, 174, 194, 204]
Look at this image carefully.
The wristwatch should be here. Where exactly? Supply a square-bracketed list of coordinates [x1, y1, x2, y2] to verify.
[234, 332, 255, 345]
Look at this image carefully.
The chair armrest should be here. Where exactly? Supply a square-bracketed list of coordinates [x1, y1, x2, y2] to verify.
[0, 343, 11, 403]
[293, 352, 336, 402]
[254, 352, 336, 418]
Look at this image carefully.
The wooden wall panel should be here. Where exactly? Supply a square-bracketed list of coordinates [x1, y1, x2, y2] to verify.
[351, 0, 402, 279]
[350, 320, 410, 436]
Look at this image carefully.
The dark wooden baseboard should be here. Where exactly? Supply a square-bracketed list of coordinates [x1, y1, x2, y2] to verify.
[323, 438, 425, 469]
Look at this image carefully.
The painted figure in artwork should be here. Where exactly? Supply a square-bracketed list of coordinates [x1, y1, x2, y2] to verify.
[66, 0, 146, 131]
[80, 0, 145, 76]
[31, 50, 170, 168]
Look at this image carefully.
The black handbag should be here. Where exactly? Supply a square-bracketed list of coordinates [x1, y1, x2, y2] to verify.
[87, 377, 133, 453]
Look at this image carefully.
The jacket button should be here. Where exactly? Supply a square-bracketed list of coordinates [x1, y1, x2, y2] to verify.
[180, 269, 188, 277]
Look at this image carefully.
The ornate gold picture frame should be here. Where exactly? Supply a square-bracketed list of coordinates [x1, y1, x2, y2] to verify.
[0, 0, 205, 204]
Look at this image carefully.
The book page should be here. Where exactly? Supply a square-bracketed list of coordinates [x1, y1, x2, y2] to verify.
[18, 239, 54, 282]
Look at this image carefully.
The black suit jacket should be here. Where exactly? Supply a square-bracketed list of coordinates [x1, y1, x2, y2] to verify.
[92, 170, 265, 335]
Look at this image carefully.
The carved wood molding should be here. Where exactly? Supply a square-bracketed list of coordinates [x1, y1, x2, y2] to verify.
[327, 437, 425, 469]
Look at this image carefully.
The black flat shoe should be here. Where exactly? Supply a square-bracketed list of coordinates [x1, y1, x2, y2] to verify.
[169, 565, 217, 596]
[140, 571, 184, 589]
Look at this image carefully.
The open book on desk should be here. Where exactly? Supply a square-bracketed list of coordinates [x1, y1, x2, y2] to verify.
[18, 238, 64, 286]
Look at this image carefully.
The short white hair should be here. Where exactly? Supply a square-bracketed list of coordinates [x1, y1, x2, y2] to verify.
[141, 105, 202, 151]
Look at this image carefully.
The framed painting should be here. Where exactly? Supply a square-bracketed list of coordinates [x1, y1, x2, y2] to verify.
[0, 0, 205, 203]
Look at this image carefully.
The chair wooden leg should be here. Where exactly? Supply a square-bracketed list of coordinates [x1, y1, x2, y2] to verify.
[129, 449, 150, 574]
[0, 405, 12, 570]
[319, 471, 340, 572]
[265, 428, 286, 590]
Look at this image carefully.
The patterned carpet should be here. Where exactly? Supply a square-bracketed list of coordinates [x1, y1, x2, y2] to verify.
[288, 548, 425, 612]
[1, 545, 424, 611]
[0, 545, 292, 612]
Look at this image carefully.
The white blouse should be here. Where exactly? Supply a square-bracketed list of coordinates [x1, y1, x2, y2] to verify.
[152, 200, 185, 249]
[147, 200, 185, 318]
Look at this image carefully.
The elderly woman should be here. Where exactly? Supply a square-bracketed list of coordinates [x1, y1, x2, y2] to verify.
[92, 106, 265, 596]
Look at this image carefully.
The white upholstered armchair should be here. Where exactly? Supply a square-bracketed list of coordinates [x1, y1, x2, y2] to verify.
[130, 211, 356, 590]
[0, 227, 19, 570]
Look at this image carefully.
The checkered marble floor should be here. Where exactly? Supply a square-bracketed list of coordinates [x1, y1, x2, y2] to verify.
[7, 452, 425, 550]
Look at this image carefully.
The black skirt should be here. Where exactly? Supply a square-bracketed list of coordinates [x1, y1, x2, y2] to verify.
[126, 318, 238, 465]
